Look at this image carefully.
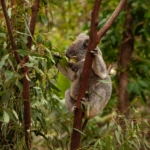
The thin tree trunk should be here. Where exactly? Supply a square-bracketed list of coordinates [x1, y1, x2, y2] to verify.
[1, 0, 40, 149]
[70, 0, 127, 149]
[23, 0, 40, 149]
[118, 1, 134, 120]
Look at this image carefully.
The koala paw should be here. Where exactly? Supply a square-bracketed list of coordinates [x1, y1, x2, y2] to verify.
[71, 104, 78, 113]
[81, 97, 88, 107]
[90, 49, 98, 56]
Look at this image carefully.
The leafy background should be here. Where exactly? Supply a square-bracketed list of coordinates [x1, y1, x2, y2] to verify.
[0, 0, 150, 149]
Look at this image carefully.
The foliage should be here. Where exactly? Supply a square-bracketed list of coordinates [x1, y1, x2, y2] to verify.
[0, 0, 150, 149]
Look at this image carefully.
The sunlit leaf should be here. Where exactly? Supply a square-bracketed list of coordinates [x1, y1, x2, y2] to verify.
[15, 80, 23, 92]
[8, 8, 12, 18]
[0, 33, 6, 38]
[99, 80, 112, 84]
[0, 54, 9, 69]
[12, 110, 19, 120]
[3, 111, 9, 123]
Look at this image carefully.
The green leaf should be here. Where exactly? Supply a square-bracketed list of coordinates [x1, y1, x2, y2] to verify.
[20, 35, 28, 44]
[0, 54, 9, 69]
[99, 80, 112, 84]
[7, 8, 12, 18]
[134, 83, 141, 95]
[25, 74, 31, 81]
[37, 34, 43, 44]
[94, 139, 101, 149]
[44, 46, 55, 64]
[4, 70, 14, 81]
[140, 93, 146, 107]
[129, 140, 139, 150]
[44, 40, 52, 50]
[17, 49, 30, 56]
[87, 101, 90, 117]
[49, 81, 60, 92]
[138, 79, 149, 88]
[144, 120, 150, 126]
[0, 33, 6, 38]
[115, 130, 121, 144]
[73, 128, 86, 135]
[41, 15, 49, 26]
[34, 66, 44, 75]
[127, 82, 135, 93]
[24, 62, 34, 67]
[15, 80, 23, 92]
[12, 110, 19, 120]
[3, 111, 10, 123]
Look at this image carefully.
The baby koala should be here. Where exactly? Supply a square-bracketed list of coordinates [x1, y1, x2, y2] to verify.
[56, 33, 112, 119]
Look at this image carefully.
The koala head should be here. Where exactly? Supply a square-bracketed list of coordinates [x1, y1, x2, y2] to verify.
[65, 33, 89, 62]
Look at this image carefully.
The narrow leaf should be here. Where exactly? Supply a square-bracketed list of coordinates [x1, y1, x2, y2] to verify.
[3, 111, 10, 123]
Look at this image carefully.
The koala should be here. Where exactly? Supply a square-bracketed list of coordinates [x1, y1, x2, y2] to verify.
[56, 33, 112, 119]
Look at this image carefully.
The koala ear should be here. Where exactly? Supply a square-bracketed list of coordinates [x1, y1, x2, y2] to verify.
[77, 33, 89, 40]
[83, 39, 89, 48]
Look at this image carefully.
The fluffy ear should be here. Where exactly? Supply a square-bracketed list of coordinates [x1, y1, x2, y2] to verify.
[77, 33, 89, 40]
[76, 33, 89, 48]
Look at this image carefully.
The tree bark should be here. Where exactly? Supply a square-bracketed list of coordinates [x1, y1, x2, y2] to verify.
[1, 0, 21, 64]
[70, 0, 127, 149]
[23, 0, 40, 149]
[70, 1, 101, 149]
[1, 0, 40, 149]
[118, 1, 134, 120]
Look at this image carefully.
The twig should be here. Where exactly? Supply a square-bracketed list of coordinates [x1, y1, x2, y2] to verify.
[24, 0, 40, 63]
[1, 0, 21, 64]
[98, 0, 127, 40]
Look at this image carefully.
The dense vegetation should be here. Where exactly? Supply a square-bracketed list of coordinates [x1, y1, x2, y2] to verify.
[0, 0, 150, 149]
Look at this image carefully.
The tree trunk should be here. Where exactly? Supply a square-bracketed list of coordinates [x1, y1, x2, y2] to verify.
[118, 1, 134, 120]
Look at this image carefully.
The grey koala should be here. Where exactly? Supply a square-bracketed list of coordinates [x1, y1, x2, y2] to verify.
[56, 33, 112, 119]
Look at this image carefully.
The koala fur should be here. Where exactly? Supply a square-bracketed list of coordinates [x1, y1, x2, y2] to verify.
[56, 33, 112, 119]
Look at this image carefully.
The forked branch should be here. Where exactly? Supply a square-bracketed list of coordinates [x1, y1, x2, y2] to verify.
[71, 0, 127, 149]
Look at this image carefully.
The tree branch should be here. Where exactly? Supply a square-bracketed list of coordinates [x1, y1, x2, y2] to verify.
[118, 1, 133, 126]
[26, 0, 40, 50]
[1, 0, 21, 64]
[70, 1, 101, 149]
[22, 0, 40, 149]
[24, 0, 40, 63]
[70, 0, 127, 149]
[98, 0, 127, 40]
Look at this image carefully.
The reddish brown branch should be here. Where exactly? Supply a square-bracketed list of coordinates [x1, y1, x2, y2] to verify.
[71, 0, 127, 149]
[26, 0, 40, 50]
[23, 0, 40, 149]
[24, 0, 40, 63]
[1, 0, 21, 64]
[118, 1, 133, 121]
[98, 0, 127, 40]
[70, 1, 101, 149]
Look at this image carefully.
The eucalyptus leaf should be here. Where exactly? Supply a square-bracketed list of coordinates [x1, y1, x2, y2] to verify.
[3, 111, 10, 123]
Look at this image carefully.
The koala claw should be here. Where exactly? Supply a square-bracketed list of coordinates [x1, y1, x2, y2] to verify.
[90, 49, 98, 56]
[71, 105, 78, 113]
[81, 97, 88, 106]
